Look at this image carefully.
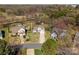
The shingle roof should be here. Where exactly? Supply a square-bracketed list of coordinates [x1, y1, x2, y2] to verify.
[10, 24, 25, 34]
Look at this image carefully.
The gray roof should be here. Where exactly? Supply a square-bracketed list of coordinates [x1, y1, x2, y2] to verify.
[76, 32, 79, 36]
[10, 24, 25, 34]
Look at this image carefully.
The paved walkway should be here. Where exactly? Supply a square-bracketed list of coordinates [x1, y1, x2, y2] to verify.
[27, 49, 34, 55]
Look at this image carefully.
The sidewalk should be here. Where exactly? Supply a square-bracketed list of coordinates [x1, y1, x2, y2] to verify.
[27, 49, 34, 55]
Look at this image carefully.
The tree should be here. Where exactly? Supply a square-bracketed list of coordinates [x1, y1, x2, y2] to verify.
[0, 8, 6, 12]
[76, 14, 79, 26]
[0, 40, 16, 55]
[41, 39, 57, 55]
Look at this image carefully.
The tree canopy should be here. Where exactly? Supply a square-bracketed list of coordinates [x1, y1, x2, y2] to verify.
[0, 40, 17, 55]
[41, 39, 57, 55]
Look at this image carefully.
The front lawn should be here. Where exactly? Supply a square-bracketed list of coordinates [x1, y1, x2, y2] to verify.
[26, 31, 39, 42]
[35, 49, 43, 55]
[41, 39, 57, 55]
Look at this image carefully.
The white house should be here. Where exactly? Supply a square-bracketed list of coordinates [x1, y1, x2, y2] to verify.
[37, 27, 43, 32]
[51, 31, 58, 39]
[33, 26, 44, 33]
[10, 24, 26, 38]
[18, 28, 25, 38]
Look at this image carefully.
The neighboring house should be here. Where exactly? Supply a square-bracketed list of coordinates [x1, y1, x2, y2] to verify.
[0, 31, 3, 39]
[52, 19, 68, 39]
[51, 31, 58, 40]
[59, 30, 67, 39]
[74, 32, 79, 40]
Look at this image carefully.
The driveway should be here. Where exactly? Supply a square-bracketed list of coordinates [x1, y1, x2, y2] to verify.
[39, 29, 45, 43]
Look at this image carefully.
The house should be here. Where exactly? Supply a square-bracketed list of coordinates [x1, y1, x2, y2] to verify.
[18, 28, 26, 38]
[10, 24, 26, 38]
[51, 31, 58, 40]
[33, 26, 44, 33]
[37, 27, 43, 32]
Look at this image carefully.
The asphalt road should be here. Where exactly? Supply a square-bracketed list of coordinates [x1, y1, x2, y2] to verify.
[10, 43, 42, 49]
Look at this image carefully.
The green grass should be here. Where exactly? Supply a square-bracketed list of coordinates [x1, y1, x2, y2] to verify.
[35, 39, 58, 55]
[26, 31, 39, 42]
[26, 30, 50, 42]
[41, 39, 57, 55]
[35, 49, 43, 55]
[44, 39, 57, 49]
[45, 31, 51, 40]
